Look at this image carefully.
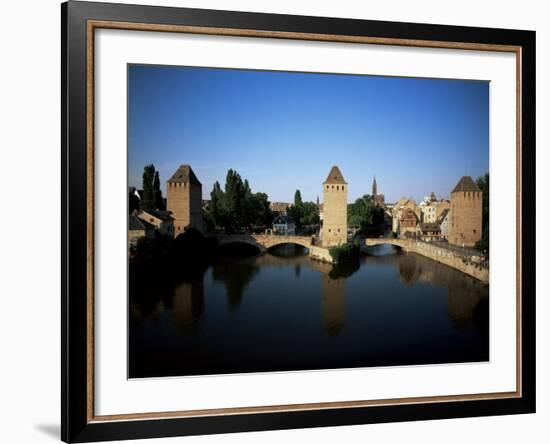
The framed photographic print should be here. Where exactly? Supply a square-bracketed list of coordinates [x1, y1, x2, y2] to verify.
[61, 1, 536, 442]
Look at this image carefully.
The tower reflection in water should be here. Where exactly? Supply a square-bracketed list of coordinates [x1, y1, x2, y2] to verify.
[129, 242, 489, 378]
[170, 279, 204, 332]
[321, 274, 346, 336]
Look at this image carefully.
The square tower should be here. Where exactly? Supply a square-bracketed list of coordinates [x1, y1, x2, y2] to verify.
[166, 165, 203, 237]
[448, 176, 483, 247]
[321, 166, 348, 247]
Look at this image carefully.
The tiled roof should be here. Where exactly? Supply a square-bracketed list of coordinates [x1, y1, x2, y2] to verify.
[419, 222, 441, 232]
[273, 215, 295, 225]
[451, 176, 481, 193]
[141, 209, 173, 222]
[400, 208, 418, 220]
[437, 208, 450, 222]
[129, 214, 145, 231]
[167, 164, 201, 185]
[323, 166, 347, 184]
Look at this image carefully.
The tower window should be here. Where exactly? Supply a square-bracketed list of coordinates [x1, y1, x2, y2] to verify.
[336, 185, 339, 190]
[342, 186, 344, 191]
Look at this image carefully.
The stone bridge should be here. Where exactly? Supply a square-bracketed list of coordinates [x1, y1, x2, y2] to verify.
[213, 234, 314, 252]
[364, 238, 413, 251]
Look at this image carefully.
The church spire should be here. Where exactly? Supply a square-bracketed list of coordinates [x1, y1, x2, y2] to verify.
[372, 176, 377, 197]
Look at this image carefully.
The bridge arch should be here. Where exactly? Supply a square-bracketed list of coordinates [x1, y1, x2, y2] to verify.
[213, 234, 313, 253]
[215, 236, 267, 253]
[364, 238, 412, 252]
[266, 242, 310, 256]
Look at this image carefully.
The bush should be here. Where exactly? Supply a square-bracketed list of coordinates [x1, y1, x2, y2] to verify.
[329, 239, 361, 264]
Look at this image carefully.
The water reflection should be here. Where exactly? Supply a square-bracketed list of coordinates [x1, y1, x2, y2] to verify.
[129, 243, 489, 378]
[170, 280, 204, 332]
[321, 274, 346, 336]
[212, 258, 259, 309]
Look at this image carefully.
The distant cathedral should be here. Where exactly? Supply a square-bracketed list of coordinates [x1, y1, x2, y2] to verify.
[372, 176, 385, 206]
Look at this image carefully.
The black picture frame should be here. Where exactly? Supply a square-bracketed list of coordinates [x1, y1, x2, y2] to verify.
[62, 1, 536, 442]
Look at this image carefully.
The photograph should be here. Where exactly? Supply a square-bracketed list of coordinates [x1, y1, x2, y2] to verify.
[127, 64, 490, 379]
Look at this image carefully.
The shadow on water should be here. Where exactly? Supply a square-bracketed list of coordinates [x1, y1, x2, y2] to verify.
[212, 258, 260, 309]
[268, 243, 309, 257]
[363, 246, 489, 335]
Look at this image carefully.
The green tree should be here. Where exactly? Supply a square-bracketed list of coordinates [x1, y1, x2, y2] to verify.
[294, 189, 303, 208]
[210, 181, 225, 229]
[288, 189, 304, 229]
[208, 169, 274, 233]
[224, 169, 245, 233]
[348, 195, 385, 237]
[141, 164, 156, 210]
[249, 192, 272, 227]
[301, 201, 320, 226]
[475, 173, 489, 254]
[153, 171, 164, 210]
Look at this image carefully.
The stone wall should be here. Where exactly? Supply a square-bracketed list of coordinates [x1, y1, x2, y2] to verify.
[322, 183, 347, 246]
[364, 238, 488, 283]
[449, 190, 482, 247]
[167, 182, 203, 237]
[413, 241, 488, 283]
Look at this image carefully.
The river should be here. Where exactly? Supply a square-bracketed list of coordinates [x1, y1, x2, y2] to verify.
[129, 244, 489, 378]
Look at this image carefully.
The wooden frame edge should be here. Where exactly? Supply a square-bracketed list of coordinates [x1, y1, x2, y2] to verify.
[82, 16, 527, 427]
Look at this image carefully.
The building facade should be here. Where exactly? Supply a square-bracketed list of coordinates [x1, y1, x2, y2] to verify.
[419, 192, 438, 223]
[269, 202, 290, 216]
[438, 208, 450, 239]
[398, 208, 419, 238]
[166, 164, 203, 237]
[448, 176, 483, 247]
[418, 222, 442, 241]
[392, 198, 419, 235]
[272, 215, 296, 235]
[128, 214, 155, 247]
[137, 209, 174, 237]
[321, 166, 348, 247]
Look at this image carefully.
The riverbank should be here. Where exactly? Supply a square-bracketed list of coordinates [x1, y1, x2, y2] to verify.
[364, 238, 489, 283]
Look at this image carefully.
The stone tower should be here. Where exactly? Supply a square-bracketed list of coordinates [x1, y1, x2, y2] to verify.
[448, 176, 482, 247]
[166, 165, 203, 237]
[321, 166, 348, 247]
[372, 176, 377, 197]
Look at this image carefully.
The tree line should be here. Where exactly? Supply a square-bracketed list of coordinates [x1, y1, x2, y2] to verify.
[129, 164, 165, 213]
[475, 173, 489, 255]
[287, 190, 320, 231]
[130, 164, 386, 238]
[347, 194, 386, 236]
[206, 169, 272, 233]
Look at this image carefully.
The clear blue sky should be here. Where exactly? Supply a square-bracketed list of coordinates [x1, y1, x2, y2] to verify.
[128, 64, 489, 203]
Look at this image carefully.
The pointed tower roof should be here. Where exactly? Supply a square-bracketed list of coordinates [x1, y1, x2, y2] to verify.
[323, 166, 347, 184]
[451, 176, 480, 193]
[167, 164, 201, 185]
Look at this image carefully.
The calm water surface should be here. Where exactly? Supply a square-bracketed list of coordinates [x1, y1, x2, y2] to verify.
[129, 244, 489, 378]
